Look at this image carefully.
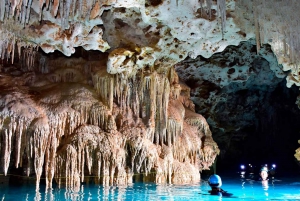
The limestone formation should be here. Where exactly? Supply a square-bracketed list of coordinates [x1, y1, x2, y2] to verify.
[1, 0, 300, 186]
[0, 52, 219, 190]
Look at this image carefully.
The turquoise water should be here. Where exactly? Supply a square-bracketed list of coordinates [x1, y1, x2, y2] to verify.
[1, 176, 300, 200]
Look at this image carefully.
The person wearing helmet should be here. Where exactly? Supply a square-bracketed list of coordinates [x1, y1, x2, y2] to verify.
[208, 174, 232, 197]
[259, 166, 269, 181]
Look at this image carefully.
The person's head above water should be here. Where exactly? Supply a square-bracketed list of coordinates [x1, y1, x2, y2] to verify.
[260, 166, 269, 181]
[208, 174, 222, 187]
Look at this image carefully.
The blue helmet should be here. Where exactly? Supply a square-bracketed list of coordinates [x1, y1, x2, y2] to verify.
[208, 174, 222, 187]
[260, 166, 268, 173]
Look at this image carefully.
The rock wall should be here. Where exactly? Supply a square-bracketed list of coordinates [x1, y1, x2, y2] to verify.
[0, 50, 219, 190]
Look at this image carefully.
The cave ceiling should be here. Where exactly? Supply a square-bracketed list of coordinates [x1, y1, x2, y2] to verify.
[1, 0, 299, 76]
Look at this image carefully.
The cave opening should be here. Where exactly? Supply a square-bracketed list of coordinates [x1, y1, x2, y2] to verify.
[175, 39, 300, 176]
[216, 80, 300, 175]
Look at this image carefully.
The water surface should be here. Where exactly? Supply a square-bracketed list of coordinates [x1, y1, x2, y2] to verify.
[1, 175, 300, 200]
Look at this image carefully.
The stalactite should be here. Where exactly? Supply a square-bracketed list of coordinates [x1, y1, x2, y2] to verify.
[253, 1, 260, 54]
[62, 0, 71, 30]
[199, 0, 203, 15]
[44, 129, 57, 190]
[199, 136, 219, 170]
[0, 41, 4, 60]
[119, 74, 128, 110]
[59, 0, 65, 30]
[184, 109, 211, 137]
[237, 0, 300, 71]
[11, 36, 15, 64]
[89, 103, 108, 129]
[0, 0, 6, 21]
[93, 72, 114, 111]
[149, 73, 157, 126]
[20, 0, 26, 25]
[199, 0, 212, 19]
[17, 40, 22, 60]
[0, 39, 7, 60]
[12, 0, 21, 18]
[152, 75, 170, 145]
[217, 0, 226, 38]
[21, 45, 38, 72]
[55, 144, 80, 190]
[84, 0, 93, 21]
[78, 0, 83, 18]
[4, 0, 9, 20]
[14, 117, 24, 168]
[51, 0, 59, 17]
[71, 0, 77, 19]
[0, 91, 43, 178]
[90, 1, 100, 19]
[39, 55, 48, 73]
[125, 81, 132, 109]
[3, 127, 13, 175]
[207, 0, 212, 20]
[6, 42, 11, 62]
[31, 117, 50, 187]
[38, 0, 45, 20]
[25, 0, 32, 24]
[114, 73, 121, 105]
[45, 0, 50, 10]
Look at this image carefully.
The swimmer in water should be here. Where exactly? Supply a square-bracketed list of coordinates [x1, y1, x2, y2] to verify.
[259, 166, 269, 181]
[208, 174, 233, 197]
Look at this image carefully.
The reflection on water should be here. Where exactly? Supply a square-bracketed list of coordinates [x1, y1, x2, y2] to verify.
[261, 180, 269, 197]
[261, 180, 268, 189]
[1, 176, 300, 200]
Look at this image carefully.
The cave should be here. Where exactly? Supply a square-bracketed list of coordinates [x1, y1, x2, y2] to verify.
[0, 0, 300, 195]
[176, 40, 300, 175]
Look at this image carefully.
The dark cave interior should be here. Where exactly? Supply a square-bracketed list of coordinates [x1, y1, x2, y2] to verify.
[175, 41, 300, 177]
[216, 80, 300, 175]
